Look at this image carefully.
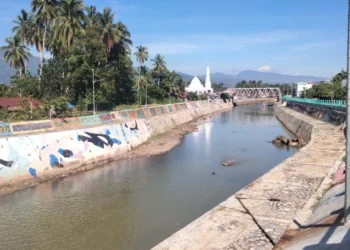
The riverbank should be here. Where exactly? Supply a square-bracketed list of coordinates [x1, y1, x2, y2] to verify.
[152, 104, 345, 250]
[0, 101, 232, 197]
[233, 97, 275, 106]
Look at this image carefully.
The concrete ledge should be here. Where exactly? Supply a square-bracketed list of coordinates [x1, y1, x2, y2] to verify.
[233, 98, 275, 106]
[152, 104, 345, 250]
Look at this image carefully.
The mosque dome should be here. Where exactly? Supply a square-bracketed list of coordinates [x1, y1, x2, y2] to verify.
[188, 77, 204, 90]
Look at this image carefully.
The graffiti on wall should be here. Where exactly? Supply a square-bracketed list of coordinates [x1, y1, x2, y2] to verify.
[79, 115, 102, 126]
[0, 123, 12, 136]
[0, 119, 151, 183]
[12, 121, 53, 133]
[99, 113, 113, 123]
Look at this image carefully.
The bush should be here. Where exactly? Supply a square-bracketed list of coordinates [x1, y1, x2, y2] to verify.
[220, 92, 230, 102]
[188, 92, 199, 101]
[199, 94, 208, 100]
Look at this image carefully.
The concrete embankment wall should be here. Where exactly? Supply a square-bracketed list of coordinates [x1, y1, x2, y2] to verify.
[153, 104, 345, 250]
[233, 98, 275, 106]
[286, 100, 346, 126]
[0, 101, 232, 190]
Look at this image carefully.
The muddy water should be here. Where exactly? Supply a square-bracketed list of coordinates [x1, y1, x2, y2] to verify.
[0, 106, 297, 250]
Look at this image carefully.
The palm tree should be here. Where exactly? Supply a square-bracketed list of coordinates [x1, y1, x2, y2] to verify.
[85, 5, 98, 26]
[53, 0, 86, 49]
[114, 22, 132, 56]
[134, 45, 148, 104]
[12, 9, 33, 74]
[151, 54, 167, 87]
[31, 0, 59, 78]
[97, 8, 121, 58]
[1, 36, 31, 76]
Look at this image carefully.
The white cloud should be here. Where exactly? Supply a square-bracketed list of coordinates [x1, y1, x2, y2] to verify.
[257, 65, 273, 72]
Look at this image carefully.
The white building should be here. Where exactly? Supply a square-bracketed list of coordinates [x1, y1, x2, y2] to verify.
[296, 82, 313, 97]
[186, 66, 213, 94]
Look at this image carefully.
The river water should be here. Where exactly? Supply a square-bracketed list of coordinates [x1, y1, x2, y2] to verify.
[0, 105, 297, 250]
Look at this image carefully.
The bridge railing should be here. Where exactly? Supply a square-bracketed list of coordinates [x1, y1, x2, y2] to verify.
[283, 96, 347, 108]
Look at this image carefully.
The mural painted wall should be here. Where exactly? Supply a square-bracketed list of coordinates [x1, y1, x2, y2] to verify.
[0, 119, 151, 184]
[0, 100, 228, 186]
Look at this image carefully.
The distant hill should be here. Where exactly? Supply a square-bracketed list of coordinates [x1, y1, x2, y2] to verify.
[235, 70, 328, 84]
[0, 50, 40, 84]
[178, 70, 328, 88]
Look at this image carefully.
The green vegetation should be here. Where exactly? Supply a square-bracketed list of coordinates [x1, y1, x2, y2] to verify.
[212, 82, 227, 92]
[0, 0, 188, 121]
[303, 70, 347, 99]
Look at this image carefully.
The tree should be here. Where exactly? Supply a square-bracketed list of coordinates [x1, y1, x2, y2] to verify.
[212, 82, 226, 92]
[134, 45, 149, 104]
[97, 8, 121, 58]
[12, 9, 33, 74]
[53, 0, 86, 49]
[220, 92, 230, 102]
[151, 54, 167, 87]
[85, 5, 98, 26]
[1, 36, 31, 76]
[31, 0, 59, 78]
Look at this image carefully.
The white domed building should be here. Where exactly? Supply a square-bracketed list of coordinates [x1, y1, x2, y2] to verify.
[185, 67, 213, 94]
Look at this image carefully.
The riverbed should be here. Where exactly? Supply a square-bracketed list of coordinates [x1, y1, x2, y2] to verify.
[0, 105, 297, 250]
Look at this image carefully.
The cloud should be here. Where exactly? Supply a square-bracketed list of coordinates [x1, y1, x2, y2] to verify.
[257, 65, 273, 72]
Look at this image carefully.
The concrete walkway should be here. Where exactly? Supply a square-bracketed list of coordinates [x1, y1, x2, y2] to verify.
[152, 105, 345, 250]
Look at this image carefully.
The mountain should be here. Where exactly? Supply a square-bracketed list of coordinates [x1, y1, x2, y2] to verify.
[0, 50, 40, 84]
[178, 70, 328, 88]
[235, 70, 328, 84]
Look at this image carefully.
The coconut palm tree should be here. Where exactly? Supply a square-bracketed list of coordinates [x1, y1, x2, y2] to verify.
[1, 36, 31, 76]
[114, 22, 132, 55]
[12, 9, 33, 74]
[53, 0, 86, 49]
[85, 5, 98, 26]
[31, 0, 59, 78]
[134, 45, 148, 104]
[97, 8, 121, 58]
[151, 54, 167, 87]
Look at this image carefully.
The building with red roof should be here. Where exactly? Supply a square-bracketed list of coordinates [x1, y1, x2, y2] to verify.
[0, 98, 43, 110]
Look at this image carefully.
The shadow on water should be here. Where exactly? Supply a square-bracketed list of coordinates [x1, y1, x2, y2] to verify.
[0, 105, 298, 250]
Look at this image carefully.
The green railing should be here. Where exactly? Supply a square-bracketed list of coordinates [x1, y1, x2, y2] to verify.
[282, 96, 347, 108]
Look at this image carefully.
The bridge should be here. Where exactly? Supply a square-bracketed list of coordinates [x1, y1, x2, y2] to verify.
[225, 88, 282, 99]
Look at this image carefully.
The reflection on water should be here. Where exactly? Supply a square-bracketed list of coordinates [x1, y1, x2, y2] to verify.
[0, 105, 297, 250]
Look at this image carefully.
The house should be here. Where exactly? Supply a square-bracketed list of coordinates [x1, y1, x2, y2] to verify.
[296, 82, 313, 97]
[0, 98, 43, 111]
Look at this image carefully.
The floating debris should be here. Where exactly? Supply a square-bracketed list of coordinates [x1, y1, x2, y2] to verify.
[272, 135, 306, 147]
[221, 160, 234, 166]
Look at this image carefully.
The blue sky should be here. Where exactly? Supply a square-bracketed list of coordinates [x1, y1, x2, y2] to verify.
[0, 0, 348, 77]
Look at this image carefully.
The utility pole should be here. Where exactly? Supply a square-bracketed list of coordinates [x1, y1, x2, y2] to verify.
[345, 0, 350, 224]
[145, 82, 148, 108]
[92, 69, 95, 116]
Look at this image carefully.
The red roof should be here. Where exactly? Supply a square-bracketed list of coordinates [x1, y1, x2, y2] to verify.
[0, 98, 43, 110]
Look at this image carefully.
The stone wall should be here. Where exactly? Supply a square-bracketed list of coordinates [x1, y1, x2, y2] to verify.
[0, 101, 232, 190]
[286, 101, 346, 126]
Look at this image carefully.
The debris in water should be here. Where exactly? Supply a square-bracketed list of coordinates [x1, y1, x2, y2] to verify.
[272, 135, 306, 147]
[212, 172, 215, 175]
[221, 160, 234, 166]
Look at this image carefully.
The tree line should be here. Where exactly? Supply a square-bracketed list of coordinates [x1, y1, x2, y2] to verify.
[0, 0, 189, 119]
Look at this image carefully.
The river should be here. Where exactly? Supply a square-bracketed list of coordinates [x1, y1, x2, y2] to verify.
[0, 105, 297, 250]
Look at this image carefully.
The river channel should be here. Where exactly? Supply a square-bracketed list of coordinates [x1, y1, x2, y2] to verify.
[0, 105, 297, 250]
